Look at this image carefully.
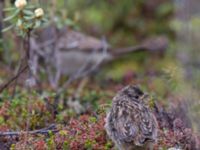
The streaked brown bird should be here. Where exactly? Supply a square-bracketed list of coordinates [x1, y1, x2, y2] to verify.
[105, 85, 158, 150]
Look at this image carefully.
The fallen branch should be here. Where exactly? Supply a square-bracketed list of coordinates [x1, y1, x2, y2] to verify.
[0, 124, 58, 137]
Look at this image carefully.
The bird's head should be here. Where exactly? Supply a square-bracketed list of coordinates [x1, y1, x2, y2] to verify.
[121, 85, 148, 102]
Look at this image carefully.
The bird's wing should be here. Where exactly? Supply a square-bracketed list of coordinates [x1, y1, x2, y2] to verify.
[138, 107, 157, 144]
[113, 100, 157, 145]
[113, 101, 140, 143]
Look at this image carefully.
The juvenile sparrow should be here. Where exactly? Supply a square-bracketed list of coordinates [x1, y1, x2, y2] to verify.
[105, 85, 158, 150]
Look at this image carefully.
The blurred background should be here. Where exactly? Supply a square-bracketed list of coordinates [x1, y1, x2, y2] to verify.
[0, 0, 200, 149]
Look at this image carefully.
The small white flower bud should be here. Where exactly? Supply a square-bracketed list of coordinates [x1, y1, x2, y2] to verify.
[15, 0, 27, 9]
[34, 8, 44, 18]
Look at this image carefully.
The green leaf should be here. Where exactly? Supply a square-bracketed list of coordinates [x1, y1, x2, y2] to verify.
[42, 18, 48, 23]
[3, 9, 20, 22]
[16, 19, 23, 27]
[65, 19, 75, 26]
[24, 16, 35, 20]
[25, 5, 35, 9]
[24, 22, 33, 29]
[3, 7, 16, 12]
[23, 9, 34, 16]
[34, 20, 41, 28]
[2, 25, 15, 32]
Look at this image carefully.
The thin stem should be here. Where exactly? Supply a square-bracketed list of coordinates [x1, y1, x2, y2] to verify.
[0, 65, 28, 93]
[26, 29, 31, 61]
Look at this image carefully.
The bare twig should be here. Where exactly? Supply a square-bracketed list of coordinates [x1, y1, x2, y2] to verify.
[0, 124, 58, 137]
[113, 36, 169, 57]
[0, 65, 28, 93]
[0, 29, 34, 94]
[11, 41, 25, 97]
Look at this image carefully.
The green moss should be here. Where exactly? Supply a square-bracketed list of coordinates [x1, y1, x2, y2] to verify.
[84, 139, 96, 150]
[0, 116, 5, 124]
[104, 141, 113, 150]
[63, 141, 70, 150]
[89, 116, 97, 123]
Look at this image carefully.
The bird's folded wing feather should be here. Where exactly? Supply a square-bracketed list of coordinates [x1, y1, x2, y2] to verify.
[114, 102, 156, 145]
[113, 103, 139, 143]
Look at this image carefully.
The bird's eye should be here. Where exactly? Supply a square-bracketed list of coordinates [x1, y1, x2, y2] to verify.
[135, 95, 139, 99]
[133, 87, 143, 96]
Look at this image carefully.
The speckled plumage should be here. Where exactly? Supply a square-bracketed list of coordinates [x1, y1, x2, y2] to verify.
[105, 85, 158, 150]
